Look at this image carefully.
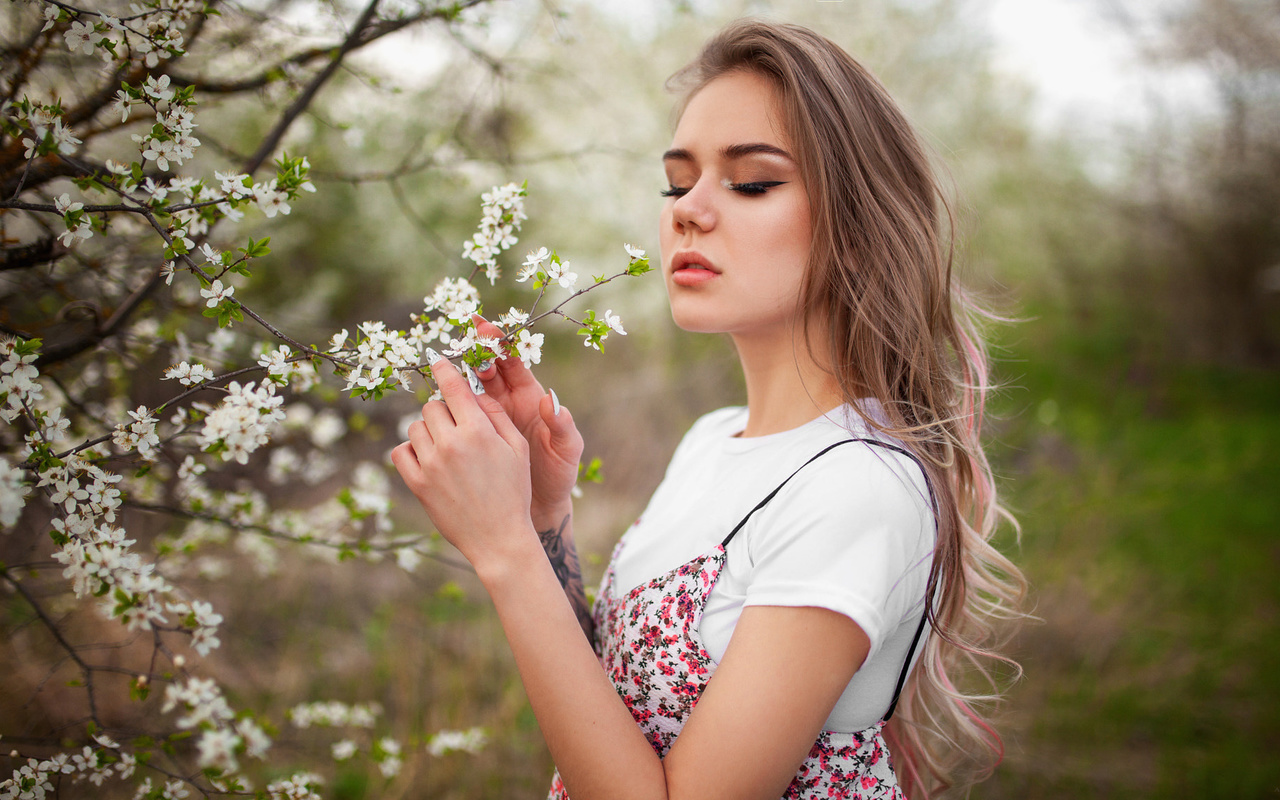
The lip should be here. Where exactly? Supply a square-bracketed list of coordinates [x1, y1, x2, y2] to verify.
[670, 250, 720, 276]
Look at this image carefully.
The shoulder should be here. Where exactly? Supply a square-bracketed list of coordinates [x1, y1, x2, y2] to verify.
[789, 437, 931, 513]
[665, 406, 746, 462]
[742, 434, 936, 571]
[687, 405, 748, 439]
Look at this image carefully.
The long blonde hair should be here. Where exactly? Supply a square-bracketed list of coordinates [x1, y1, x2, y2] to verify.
[670, 20, 1027, 797]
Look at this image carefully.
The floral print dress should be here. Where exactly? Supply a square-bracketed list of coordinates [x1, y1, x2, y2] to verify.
[547, 440, 930, 800]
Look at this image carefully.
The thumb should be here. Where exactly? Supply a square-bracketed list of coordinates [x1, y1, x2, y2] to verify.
[539, 389, 583, 453]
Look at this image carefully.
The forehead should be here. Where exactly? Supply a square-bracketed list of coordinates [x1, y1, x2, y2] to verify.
[671, 70, 790, 153]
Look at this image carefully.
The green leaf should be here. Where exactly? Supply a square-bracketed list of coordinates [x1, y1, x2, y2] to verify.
[578, 457, 604, 484]
[239, 236, 271, 259]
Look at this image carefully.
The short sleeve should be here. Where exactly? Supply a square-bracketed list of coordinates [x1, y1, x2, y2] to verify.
[736, 442, 935, 662]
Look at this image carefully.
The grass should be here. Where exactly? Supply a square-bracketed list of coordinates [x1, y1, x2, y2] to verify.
[979, 307, 1280, 799]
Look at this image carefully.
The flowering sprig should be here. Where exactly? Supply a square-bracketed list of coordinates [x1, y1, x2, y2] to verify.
[328, 186, 649, 401]
[462, 181, 527, 284]
[0, 0, 645, 796]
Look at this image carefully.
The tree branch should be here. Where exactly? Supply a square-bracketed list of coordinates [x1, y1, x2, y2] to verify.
[240, 0, 383, 177]
[1, 569, 105, 731]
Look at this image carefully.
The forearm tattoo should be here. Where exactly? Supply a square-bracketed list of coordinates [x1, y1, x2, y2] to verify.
[537, 514, 593, 641]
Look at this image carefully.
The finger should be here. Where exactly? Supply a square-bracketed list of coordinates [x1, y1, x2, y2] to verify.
[406, 418, 434, 458]
[539, 390, 583, 451]
[390, 441, 422, 488]
[420, 398, 454, 436]
[493, 343, 542, 392]
[473, 313, 506, 345]
[477, 392, 528, 452]
[428, 353, 485, 426]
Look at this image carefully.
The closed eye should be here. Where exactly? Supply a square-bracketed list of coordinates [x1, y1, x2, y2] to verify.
[661, 181, 786, 198]
[727, 181, 786, 195]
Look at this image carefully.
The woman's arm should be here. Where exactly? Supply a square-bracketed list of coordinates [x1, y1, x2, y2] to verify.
[532, 501, 593, 640]
[483, 549, 870, 800]
[472, 316, 592, 638]
[393, 357, 870, 800]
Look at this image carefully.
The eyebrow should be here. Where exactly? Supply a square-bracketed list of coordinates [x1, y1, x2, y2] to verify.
[662, 142, 794, 163]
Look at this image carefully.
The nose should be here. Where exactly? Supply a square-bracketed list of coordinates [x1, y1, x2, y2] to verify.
[669, 176, 716, 235]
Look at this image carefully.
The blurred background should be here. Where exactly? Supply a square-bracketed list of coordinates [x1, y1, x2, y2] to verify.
[178, 0, 1280, 796]
[8, 0, 1278, 796]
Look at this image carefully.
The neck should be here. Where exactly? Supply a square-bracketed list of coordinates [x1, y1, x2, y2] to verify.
[731, 322, 844, 438]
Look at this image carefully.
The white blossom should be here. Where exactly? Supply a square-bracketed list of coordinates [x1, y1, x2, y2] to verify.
[0, 457, 30, 528]
[216, 170, 250, 199]
[112, 405, 160, 460]
[1, 758, 55, 799]
[426, 727, 488, 757]
[143, 74, 174, 103]
[498, 307, 529, 328]
[253, 179, 290, 217]
[331, 740, 357, 761]
[64, 20, 96, 55]
[421, 276, 481, 321]
[195, 727, 241, 772]
[462, 183, 526, 284]
[163, 361, 215, 386]
[310, 410, 346, 448]
[258, 345, 299, 384]
[375, 737, 402, 777]
[200, 279, 233, 308]
[161, 677, 235, 729]
[546, 258, 578, 290]
[394, 546, 422, 572]
[603, 309, 627, 336]
[267, 773, 322, 800]
[515, 329, 544, 368]
[110, 89, 132, 122]
[197, 381, 284, 464]
[341, 323, 420, 395]
[237, 717, 271, 759]
[289, 701, 381, 728]
[523, 247, 549, 269]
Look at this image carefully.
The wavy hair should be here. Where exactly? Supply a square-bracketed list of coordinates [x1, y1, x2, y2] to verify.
[669, 20, 1027, 798]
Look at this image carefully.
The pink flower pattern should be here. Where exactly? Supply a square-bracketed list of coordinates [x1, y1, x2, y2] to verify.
[547, 538, 906, 800]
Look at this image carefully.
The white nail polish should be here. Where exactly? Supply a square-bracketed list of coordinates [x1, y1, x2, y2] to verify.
[550, 388, 561, 416]
[425, 348, 442, 364]
[463, 364, 484, 394]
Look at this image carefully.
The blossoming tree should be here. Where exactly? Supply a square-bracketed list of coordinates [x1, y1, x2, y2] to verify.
[0, 0, 647, 797]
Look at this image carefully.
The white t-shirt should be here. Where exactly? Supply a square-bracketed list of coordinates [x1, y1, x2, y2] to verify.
[611, 403, 935, 732]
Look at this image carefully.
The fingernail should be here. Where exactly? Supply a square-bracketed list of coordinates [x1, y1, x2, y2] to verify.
[463, 364, 485, 395]
[550, 388, 561, 416]
[476, 359, 493, 373]
[425, 347, 443, 364]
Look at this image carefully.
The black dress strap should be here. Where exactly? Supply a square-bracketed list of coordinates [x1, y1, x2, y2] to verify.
[719, 439, 860, 547]
[717, 437, 938, 723]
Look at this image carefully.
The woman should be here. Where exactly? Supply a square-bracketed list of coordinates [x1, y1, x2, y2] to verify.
[391, 19, 1024, 800]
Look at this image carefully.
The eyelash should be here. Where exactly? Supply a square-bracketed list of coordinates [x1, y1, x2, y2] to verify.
[660, 181, 785, 198]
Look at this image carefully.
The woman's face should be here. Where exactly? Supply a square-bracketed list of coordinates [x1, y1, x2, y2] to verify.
[659, 70, 813, 342]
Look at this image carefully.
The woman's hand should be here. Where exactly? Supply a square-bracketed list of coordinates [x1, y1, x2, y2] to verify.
[391, 354, 537, 572]
[472, 316, 584, 525]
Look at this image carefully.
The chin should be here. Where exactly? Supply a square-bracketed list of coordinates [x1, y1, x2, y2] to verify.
[666, 298, 727, 334]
